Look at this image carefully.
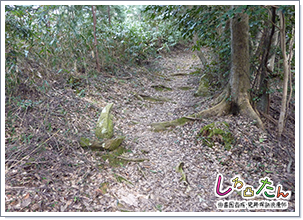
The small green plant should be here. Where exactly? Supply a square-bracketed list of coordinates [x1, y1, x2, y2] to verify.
[197, 121, 234, 150]
[156, 204, 162, 212]
[17, 99, 42, 110]
[47, 122, 52, 131]
[77, 89, 86, 97]
[21, 134, 33, 144]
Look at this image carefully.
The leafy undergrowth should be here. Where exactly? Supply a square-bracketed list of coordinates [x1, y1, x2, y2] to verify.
[5, 47, 295, 213]
[196, 121, 234, 151]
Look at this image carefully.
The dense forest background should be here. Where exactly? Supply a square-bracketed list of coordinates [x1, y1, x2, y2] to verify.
[5, 5, 296, 213]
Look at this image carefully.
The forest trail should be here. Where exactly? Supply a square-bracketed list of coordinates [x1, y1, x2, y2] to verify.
[94, 48, 295, 212]
[5, 4, 297, 214]
[108, 49, 221, 212]
[5, 48, 295, 213]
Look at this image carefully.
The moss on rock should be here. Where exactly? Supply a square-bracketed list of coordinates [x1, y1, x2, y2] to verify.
[95, 103, 114, 139]
[103, 136, 125, 151]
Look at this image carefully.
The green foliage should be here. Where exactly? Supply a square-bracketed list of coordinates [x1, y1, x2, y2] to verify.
[249, 5, 295, 103]
[145, 5, 231, 87]
[145, 5, 295, 95]
[5, 5, 182, 82]
[197, 121, 234, 151]
[5, 5, 295, 116]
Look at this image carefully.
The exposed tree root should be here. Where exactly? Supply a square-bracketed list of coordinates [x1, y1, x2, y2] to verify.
[134, 92, 171, 103]
[150, 97, 230, 131]
[212, 86, 229, 105]
[150, 89, 265, 131]
[171, 73, 189, 76]
[238, 97, 264, 130]
[116, 155, 149, 162]
[194, 98, 231, 118]
[259, 111, 295, 139]
[196, 93, 264, 130]
[151, 116, 192, 131]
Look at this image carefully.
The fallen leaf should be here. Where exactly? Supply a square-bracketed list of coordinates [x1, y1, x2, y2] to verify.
[23, 193, 30, 200]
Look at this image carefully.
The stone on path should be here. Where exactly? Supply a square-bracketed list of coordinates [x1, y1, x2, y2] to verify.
[95, 103, 114, 139]
[103, 136, 125, 151]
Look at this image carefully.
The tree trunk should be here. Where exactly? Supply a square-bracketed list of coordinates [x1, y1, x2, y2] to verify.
[108, 6, 111, 26]
[151, 7, 264, 131]
[92, 5, 101, 72]
[278, 10, 290, 139]
[193, 33, 207, 68]
[187, 5, 207, 68]
[195, 9, 263, 128]
[255, 7, 276, 114]
[286, 27, 295, 119]
[267, 30, 279, 73]
[229, 10, 263, 128]
[252, 29, 264, 56]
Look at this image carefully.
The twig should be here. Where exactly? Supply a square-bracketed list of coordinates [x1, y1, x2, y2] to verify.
[136, 164, 147, 180]
[5, 185, 49, 190]
[6, 159, 50, 164]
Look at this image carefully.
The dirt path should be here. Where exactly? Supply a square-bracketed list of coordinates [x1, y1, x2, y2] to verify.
[5, 48, 295, 213]
[98, 50, 222, 212]
[99, 49, 295, 212]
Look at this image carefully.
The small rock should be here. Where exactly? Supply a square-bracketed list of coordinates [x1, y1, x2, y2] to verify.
[103, 136, 125, 151]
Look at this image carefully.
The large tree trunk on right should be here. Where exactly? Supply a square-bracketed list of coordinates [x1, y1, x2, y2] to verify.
[229, 10, 263, 128]
[195, 9, 263, 129]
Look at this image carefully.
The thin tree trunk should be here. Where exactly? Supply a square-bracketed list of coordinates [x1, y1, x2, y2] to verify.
[286, 27, 295, 121]
[257, 6, 276, 114]
[252, 29, 264, 55]
[92, 5, 101, 72]
[278, 10, 289, 139]
[158, 27, 161, 47]
[193, 33, 207, 67]
[108, 6, 111, 26]
[187, 5, 207, 68]
[267, 30, 279, 73]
